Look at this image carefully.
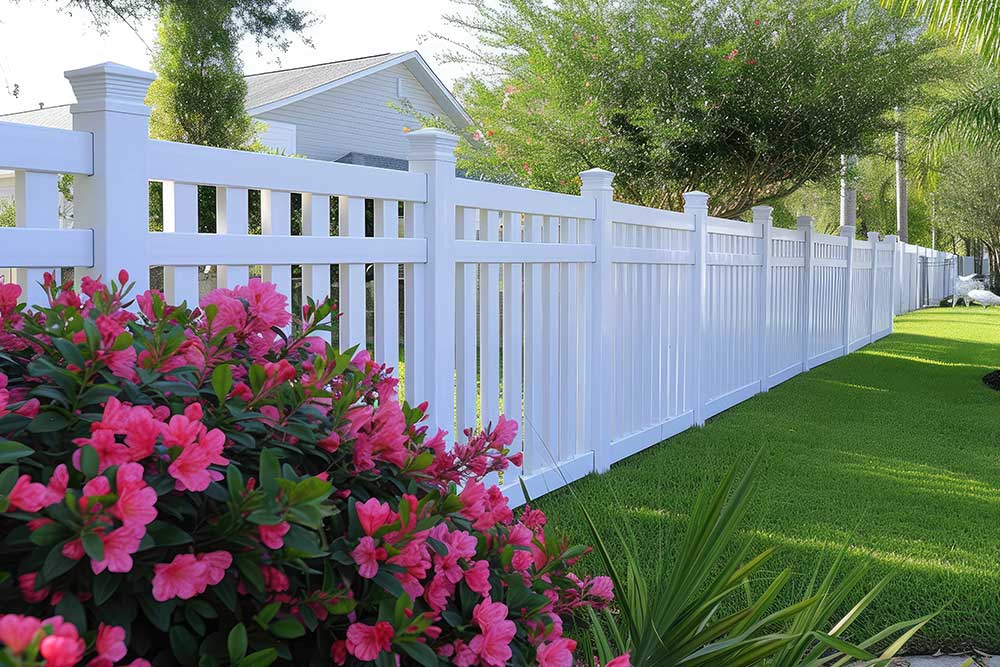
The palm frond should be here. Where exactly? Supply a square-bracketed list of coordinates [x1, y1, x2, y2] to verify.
[881, 0, 1000, 64]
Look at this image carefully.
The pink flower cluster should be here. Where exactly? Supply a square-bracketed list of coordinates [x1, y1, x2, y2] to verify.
[0, 614, 143, 667]
[0, 273, 627, 667]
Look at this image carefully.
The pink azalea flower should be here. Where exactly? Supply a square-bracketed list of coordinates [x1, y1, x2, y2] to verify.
[345, 621, 394, 661]
[38, 618, 85, 667]
[197, 551, 232, 586]
[168, 428, 228, 492]
[606, 654, 631, 667]
[18, 573, 49, 604]
[0, 614, 42, 653]
[110, 464, 157, 531]
[7, 474, 60, 512]
[354, 497, 396, 536]
[536, 637, 576, 667]
[94, 624, 127, 663]
[468, 598, 516, 667]
[152, 554, 208, 601]
[257, 521, 289, 550]
[90, 526, 142, 574]
[351, 536, 387, 579]
[464, 559, 492, 595]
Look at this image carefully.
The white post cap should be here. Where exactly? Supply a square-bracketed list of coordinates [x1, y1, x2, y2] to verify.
[839, 224, 856, 238]
[752, 205, 773, 224]
[579, 168, 614, 191]
[796, 215, 814, 231]
[867, 231, 881, 241]
[683, 191, 709, 210]
[405, 128, 460, 163]
[65, 62, 155, 116]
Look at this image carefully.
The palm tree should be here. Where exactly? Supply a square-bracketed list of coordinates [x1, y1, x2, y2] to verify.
[881, 0, 1000, 64]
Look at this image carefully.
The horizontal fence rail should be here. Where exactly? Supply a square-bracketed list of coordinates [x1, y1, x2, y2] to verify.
[0, 61, 962, 507]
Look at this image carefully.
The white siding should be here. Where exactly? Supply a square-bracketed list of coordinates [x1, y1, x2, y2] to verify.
[252, 62, 451, 162]
[256, 119, 297, 155]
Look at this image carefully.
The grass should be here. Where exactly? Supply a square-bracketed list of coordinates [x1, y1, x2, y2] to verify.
[535, 306, 1000, 654]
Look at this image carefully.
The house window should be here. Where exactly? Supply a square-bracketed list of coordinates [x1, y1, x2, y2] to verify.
[396, 77, 403, 98]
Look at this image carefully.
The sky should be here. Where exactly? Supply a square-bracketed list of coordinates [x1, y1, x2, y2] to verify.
[0, 0, 470, 115]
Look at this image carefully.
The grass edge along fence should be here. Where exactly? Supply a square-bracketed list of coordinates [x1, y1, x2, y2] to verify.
[0, 61, 960, 507]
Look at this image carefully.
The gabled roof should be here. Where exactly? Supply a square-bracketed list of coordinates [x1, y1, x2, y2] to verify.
[0, 50, 471, 130]
[244, 50, 471, 127]
[245, 52, 404, 111]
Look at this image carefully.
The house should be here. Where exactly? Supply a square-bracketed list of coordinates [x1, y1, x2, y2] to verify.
[0, 51, 470, 217]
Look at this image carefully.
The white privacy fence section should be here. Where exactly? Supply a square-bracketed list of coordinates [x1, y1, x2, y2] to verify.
[0, 62, 961, 506]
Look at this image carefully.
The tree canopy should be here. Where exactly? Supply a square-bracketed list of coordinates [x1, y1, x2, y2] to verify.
[147, 1, 257, 148]
[436, 0, 938, 217]
[22, 0, 313, 50]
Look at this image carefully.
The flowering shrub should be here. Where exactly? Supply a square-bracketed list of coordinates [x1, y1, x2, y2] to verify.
[0, 272, 618, 666]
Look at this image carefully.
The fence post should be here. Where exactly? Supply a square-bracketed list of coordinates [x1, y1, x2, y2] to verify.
[797, 215, 814, 371]
[867, 232, 879, 341]
[752, 205, 772, 392]
[66, 62, 155, 294]
[840, 223, 856, 355]
[580, 169, 615, 473]
[684, 192, 709, 426]
[405, 129, 460, 436]
[886, 234, 899, 326]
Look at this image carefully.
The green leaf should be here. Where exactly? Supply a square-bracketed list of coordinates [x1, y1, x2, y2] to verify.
[227, 623, 248, 663]
[169, 626, 197, 665]
[259, 449, 279, 498]
[52, 337, 85, 368]
[79, 445, 99, 479]
[82, 532, 104, 562]
[0, 441, 33, 464]
[268, 618, 305, 639]
[26, 411, 69, 433]
[397, 641, 440, 667]
[235, 553, 265, 593]
[146, 521, 193, 548]
[29, 521, 70, 546]
[0, 465, 18, 494]
[54, 592, 86, 632]
[212, 364, 234, 405]
[248, 364, 266, 395]
[226, 465, 244, 502]
[254, 601, 281, 629]
[139, 593, 176, 632]
[289, 477, 332, 506]
[93, 571, 122, 605]
[236, 649, 278, 667]
[40, 541, 77, 583]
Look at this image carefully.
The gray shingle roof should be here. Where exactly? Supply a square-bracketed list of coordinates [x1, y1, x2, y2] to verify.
[0, 53, 409, 127]
[244, 52, 406, 110]
[0, 104, 72, 129]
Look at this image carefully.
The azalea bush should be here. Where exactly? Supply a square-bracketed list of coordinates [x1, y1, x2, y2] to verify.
[0, 272, 616, 667]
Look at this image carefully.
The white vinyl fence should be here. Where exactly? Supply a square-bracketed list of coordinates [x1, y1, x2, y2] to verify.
[0, 63, 959, 505]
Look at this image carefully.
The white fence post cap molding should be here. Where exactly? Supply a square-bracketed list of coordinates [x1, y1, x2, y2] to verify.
[65, 62, 156, 116]
[683, 190, 709, 209]
[580, 168, 615, 191]
[839, 224, 856, 238]
[752, 205, 773, 222]
[404, 128, 460, 162]
[796, 215, 814, 230]
[868, 231, 880, 241]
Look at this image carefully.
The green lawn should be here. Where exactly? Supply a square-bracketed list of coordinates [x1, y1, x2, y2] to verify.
[536, 307, 1000, 654]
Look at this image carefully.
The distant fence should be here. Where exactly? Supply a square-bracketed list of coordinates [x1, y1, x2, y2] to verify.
[0, 62, 959, 505]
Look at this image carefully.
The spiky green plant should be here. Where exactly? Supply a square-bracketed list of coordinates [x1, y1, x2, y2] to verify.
[576, 459, 937, 666]
[881, 0, 1000, 65]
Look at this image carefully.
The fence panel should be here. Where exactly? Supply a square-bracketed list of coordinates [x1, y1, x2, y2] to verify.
[0, 61, 966, 509]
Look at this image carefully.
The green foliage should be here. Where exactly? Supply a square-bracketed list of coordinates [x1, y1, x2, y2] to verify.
[23, 0, 313, 51]
[148, 1, 258, 149]
[576, 459, 934, 666]
[437, 0, 938, 217]
[935, 148, 1000, 287]
[540, 307, 1000, 653]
